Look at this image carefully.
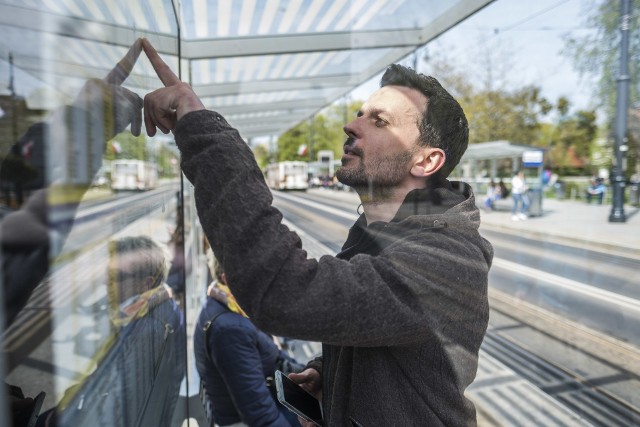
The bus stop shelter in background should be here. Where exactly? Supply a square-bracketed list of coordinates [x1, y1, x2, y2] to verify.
[456, 140, 546, 216]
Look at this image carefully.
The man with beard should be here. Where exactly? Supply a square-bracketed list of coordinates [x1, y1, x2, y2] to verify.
[142, 39, 493, 427]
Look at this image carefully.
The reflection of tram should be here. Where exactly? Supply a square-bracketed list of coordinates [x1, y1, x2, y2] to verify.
[265, 161, 308, 191]
[111, 160, 159, 192]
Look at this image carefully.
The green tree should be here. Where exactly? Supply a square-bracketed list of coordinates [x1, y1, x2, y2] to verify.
[461, 85, 552, 145]
[424, 48, 552, 146]
[308, 114, 342, 160]
[548, 107, 598, 175]
[252, 143, 270, 169]
[277, 122, 310, 162]
[105, 130, 148, 161]
[564, 0, 640, 177]
[156, 144, 179, 178]
[276, 100, 362, 163]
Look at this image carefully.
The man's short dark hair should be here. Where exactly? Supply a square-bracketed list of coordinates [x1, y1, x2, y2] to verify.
[380, 64, 469, 178]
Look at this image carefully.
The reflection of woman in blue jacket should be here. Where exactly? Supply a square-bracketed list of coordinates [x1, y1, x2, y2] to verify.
[39, 236, 186, 427]
[194, 256, 301, 427]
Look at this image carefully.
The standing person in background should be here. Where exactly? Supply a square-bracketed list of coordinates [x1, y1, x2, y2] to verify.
[194, 254, 302, 427]
[142, 38, 492, 427]
[511, 170, 529, 221]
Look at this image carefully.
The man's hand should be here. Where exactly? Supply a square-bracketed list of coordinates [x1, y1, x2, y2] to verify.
[141, 38, 205, 136]
[72, 38, 144, 139]
[288, 368, 322, 399]
[288, 368, 323, 427]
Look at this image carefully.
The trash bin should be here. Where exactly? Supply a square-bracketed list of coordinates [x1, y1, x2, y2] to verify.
[527, 188, 543, 217]
[554, 181, 565, 200]
[630, 182, 640, 206]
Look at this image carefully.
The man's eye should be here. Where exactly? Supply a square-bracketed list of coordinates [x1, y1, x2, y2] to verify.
[374, 118, 387, 127]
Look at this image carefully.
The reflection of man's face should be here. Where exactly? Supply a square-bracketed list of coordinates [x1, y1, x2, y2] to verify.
[337, 85, 426, 197]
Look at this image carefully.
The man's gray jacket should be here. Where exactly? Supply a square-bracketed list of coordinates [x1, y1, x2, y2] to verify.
[175, 110, 493, 427]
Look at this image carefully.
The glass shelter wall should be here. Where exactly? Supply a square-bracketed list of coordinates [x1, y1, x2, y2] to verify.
[0, 1, 189, 426]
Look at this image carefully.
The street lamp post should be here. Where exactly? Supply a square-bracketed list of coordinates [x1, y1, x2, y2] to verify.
[9, 52, 17, 144]
[308, 115, 314, 163]
[609, 0, 631, 223]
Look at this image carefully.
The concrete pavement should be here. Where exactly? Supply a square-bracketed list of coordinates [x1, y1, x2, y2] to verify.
[310, 187, 640, 259]
[479, 197, 640, 260]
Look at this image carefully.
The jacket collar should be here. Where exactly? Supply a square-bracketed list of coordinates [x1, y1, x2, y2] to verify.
[339, 180, 477, 259]
[391, 179, 468, 222]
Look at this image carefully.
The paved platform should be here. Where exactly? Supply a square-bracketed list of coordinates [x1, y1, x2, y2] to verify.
[478, 197, 640, 260]
[309, 187, 640, 258]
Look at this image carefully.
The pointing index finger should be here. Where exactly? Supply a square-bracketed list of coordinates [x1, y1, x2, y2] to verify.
[142, 38, 180, 87]
[104, 38, 143, 86]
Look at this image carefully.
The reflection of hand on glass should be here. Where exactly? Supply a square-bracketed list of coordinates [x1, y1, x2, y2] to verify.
[1, 38, 146, 327]
[72, 79, 143, 139]
[72, 37, 144, 140]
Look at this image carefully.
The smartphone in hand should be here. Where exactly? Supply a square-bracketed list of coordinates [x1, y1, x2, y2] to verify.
[275, 370, 323, 426]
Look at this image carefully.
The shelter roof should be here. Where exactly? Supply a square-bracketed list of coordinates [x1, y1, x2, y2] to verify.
[1, 0, 494, 139]
[462, 140, 544, 162]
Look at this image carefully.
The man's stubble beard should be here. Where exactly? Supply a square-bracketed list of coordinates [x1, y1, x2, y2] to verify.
[336, 149, 415, 202]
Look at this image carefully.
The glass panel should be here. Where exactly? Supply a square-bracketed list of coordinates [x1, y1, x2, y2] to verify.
[0, 1, 187, 426]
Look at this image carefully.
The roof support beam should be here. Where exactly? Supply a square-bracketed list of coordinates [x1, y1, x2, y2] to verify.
[242, 126, 295, 138]
[182, 28, 423, 59]
[208, 98, 329, 115]
[194, 74, 355, 97]
[228, 111, 315, 129]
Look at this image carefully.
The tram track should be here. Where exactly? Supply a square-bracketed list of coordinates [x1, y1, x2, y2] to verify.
[486, 289, 640, 426]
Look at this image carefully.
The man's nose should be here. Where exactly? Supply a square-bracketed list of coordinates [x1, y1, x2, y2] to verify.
[343, 120, 359, 141]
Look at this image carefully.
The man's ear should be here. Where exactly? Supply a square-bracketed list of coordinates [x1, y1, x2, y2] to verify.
[410, 147, 445, 178]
